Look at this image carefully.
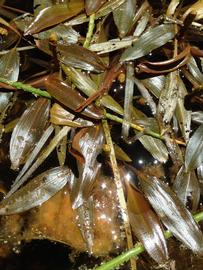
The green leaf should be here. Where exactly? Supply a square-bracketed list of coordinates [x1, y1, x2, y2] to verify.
[0, 167, 72, 215]
[139, 135, 168, 163]
[120, 24, 176, 62]
[25, 1, 84, 35]
[85, 0, 107, 15]
[58, 44, 107, 73]
[113, 0, 137, 37]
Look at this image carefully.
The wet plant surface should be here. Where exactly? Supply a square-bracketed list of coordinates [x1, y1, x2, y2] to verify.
[0, 0, 203, 269]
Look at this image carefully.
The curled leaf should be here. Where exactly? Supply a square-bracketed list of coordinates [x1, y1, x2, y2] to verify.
[10, 98, 50, 170]
[0, 167, 72, 215]
[71, 126, 104, 208]
[50, 103, 93, 127]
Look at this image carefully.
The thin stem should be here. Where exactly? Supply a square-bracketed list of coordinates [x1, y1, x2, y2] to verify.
[95, 211, 203, 270]
[105, 112, 185, 145]
[0, 46, 35, 55]
[0, 77, 51, 99]
[102, 119, 137, 270]
[83, 13, 95, 48]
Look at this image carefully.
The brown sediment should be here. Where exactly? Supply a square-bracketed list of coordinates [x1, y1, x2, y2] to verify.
[0, 176, 124, 256]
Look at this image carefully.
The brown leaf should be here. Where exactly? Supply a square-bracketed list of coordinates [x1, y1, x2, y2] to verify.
[45, 73, 103, 119]
[25, 1, 84, 35]
[120, 167, 168, 264]
[57, 44, 107, 73]
[85, 0, 107, 15]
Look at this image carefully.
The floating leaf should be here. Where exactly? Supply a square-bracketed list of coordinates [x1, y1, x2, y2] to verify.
[185, 124, 203, 172]
[120, 24, 176, 62]
[10, 98, 50, 170]
[0, 167, 72, 215]
[137, 170, 203, 255]
[113, 0, 137, 38]
[58, 44, 107, 73]
[25, 1, 84, 35]
[45, 73, 103, 119]
[173, 166, 200, 211]
[71, 126, 104, 208]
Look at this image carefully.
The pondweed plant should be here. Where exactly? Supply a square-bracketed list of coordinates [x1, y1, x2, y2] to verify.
[0, 0, 203, 269]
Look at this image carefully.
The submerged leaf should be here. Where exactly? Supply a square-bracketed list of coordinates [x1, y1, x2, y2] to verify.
[71, 126, 104, 208]
[139, 135, 168, 163]
[10, 98, 50, 170]
[45, 73, 103, 119]
[85, 0, 107, 15]
[58, 44, 107, 73]
[120, 24, 176, 62]
[173, 166, 200, 211]
[0, 167, 72, 215]
[0, 48, 20, 81]
[50, 103, 93, 127]
[25, 1, 84, 35]
[113, 0, 137, 37]
[185, 124, 203, 172]
[138, 170, 203, 255]
[63, 66, 123, 115]
[158, 71, 179, 123]
[126, 181, 168, 264]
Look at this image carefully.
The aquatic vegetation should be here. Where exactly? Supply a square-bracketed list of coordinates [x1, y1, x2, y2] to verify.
[0, 0, 203, 269]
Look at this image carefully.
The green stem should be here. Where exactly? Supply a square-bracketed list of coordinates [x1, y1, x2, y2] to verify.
[83, 13, 95, 48]
[105, 112, 162, 139]
[0, 77, 51, 99]
[95, 211, 203, 270]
